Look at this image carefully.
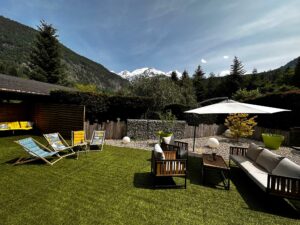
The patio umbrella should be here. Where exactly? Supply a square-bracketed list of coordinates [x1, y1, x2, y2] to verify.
[184, 99, 291, 151]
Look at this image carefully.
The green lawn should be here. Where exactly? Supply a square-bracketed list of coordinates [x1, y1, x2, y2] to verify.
[0, 135, 299, 225]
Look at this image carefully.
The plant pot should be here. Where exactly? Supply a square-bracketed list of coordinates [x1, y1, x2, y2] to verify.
[261, 133, 284, 150]
[157, 131, 173, 143]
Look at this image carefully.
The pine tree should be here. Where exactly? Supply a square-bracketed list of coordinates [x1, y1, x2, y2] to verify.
[193, 65, 206, 102]
[292, 57, 300, 87]
[226, 56, 245, 96]
[29, 20, 66, 84]
[179, 70, 197, 106]
[252, 68, 258, 74]
[170, 71, 179, 82]
[181, 70, 189, 81]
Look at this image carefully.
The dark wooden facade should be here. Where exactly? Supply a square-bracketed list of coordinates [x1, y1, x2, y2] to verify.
[0, 102, 85, 138]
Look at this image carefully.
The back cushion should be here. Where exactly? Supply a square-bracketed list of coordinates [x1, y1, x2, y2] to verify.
[272, 158, 300, 178]
[246, 143, 263, 161]
[153, 144, 165, 160]
[256, 149, 283, 173]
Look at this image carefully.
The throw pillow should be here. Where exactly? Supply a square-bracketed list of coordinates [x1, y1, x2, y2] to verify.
[153, 144, 165, 160]
[246, 143, 263, 161]
[162, 135, 175, 145]
[272, 158, 300, 178]
[256, 149, 283, 173]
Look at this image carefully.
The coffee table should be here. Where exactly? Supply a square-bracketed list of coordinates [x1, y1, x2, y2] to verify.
[201, 153, 230, 190]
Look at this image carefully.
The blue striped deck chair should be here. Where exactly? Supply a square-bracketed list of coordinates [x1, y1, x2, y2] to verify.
[14, 137, 63, 165]
[43, 133, 75, 157]
[89, 130, 105, 151]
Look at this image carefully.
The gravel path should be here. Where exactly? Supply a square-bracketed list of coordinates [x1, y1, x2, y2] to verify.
[106, 136, 300, 165]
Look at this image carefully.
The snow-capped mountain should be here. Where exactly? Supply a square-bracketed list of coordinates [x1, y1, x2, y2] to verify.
[118, 68, 182, 80]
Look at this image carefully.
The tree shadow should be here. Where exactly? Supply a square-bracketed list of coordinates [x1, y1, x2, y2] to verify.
[230, 166, 300, 218]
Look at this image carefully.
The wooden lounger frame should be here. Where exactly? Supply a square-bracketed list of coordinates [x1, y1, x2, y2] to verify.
[14, 138, 63, 166]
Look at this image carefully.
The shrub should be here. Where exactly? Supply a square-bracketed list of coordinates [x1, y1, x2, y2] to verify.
[232, 88, 261, 101]
[50, 90, 153, 122]
[224, 113, 257, 142]
[246, 90, 300, 130]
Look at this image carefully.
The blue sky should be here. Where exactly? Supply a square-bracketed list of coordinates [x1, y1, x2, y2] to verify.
[1, 0, 300, 76]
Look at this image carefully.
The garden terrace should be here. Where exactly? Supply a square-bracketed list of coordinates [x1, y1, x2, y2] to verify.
[0, 135, 299, 225]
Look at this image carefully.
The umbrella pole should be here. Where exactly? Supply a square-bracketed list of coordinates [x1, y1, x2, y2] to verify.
[193, 125, 196, 152]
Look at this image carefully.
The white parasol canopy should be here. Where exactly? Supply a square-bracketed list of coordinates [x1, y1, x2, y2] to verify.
[185, 100, 291, 114]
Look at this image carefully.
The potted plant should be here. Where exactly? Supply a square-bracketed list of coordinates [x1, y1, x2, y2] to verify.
[157, 110, 177, 143]
[261, 133, 284, 150]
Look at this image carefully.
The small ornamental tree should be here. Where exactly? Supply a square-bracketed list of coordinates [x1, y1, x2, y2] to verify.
[224, 113, 257, 142]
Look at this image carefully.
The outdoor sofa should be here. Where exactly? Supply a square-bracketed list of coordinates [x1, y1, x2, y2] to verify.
[229, 143, 300, 199]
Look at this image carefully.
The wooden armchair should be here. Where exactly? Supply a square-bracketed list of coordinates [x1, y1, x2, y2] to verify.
[151, 148, 187, 189]
[161, 140, 188, 159]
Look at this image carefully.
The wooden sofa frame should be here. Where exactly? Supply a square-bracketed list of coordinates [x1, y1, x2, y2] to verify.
[229, 146, 300, 200]
[151, 148, 187, 189]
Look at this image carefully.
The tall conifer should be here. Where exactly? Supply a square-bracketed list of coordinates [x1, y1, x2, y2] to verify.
[29, 20, 66, 84]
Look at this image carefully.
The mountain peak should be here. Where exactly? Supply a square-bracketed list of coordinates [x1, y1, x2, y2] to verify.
[118, 68, 182, 80]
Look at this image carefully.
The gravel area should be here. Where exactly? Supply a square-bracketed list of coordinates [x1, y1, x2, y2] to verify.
[106, 136, 300, 165]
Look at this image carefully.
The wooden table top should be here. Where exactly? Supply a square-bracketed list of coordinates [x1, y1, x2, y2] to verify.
[202, 153, 229, 170]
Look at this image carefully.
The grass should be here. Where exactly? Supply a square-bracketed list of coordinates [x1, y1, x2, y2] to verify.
[0, 135, 299, 225]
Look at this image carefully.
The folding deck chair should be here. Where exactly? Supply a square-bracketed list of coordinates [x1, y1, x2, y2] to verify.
[43, 133, 75, 158]
[71, 130, 88, 153]
[89, 130, 105, 151]
[14, 137, 63, 165]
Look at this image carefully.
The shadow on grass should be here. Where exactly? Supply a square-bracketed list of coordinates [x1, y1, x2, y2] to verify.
[133, 172, 153, 189]
[230, 166, 300, 218]
[188, 156, 230, 190]
[134, 173, 187, 189]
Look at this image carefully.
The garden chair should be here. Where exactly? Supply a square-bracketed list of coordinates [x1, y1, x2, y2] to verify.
[89, 130, 105, 151]
[161, 135, 189, 159]
[14, 137, 62, 165]
[71, 130, 88, 152]
[43, 133, 75, 157]
[151, 144, 187, 188]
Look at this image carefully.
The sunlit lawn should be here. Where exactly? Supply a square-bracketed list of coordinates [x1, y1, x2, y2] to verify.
[0, 135, 299, 225]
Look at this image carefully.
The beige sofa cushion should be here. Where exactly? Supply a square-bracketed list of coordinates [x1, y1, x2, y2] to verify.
[256, 149, 283, 173]
[272, 158, 300, 178]
[230, 155, 268, 191]
[246, 143, 263, 161]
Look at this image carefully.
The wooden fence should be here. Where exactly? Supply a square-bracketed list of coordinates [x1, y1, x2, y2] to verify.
[84, 120, 291, 145]
[184, 124, 225, 138]
[84, 120, 126, 139]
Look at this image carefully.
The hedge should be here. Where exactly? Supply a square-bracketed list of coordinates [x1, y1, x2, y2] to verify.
[246, 90, 300, 130]
[50, 90, 154, 122]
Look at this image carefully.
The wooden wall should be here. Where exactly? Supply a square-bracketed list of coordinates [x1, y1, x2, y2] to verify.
[34, 103, 85, 139]
[0, 103, 34, 122]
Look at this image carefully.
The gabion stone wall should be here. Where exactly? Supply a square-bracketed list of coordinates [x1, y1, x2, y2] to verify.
[127, 119, 186, 140]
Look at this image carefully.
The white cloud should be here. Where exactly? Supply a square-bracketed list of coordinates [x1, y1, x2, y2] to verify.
[201, 58, 207, 64]
[219, 70, 230, 76]
[223, 55, 229, 59]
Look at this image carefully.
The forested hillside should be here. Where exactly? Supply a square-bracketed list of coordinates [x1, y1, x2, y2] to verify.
[0, 16, 128, 90]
